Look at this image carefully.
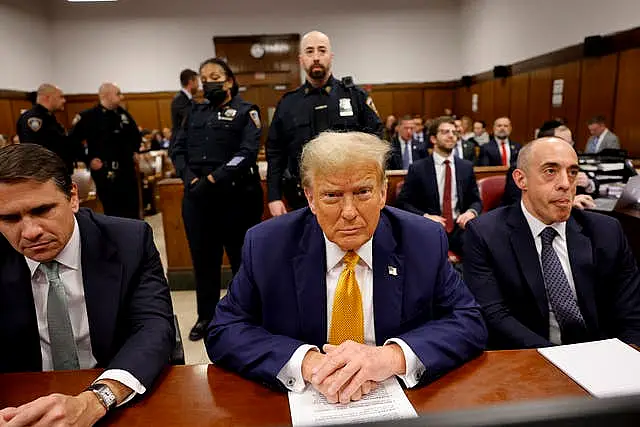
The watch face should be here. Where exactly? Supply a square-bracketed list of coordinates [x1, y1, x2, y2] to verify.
[250, 43, 265, 59]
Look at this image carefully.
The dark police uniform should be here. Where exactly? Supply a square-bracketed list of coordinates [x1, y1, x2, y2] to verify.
[16, 104, 81, 175]
[171, 95, 263, 321]
[68, 105, 141, 219]
[266, 75, 383, 209]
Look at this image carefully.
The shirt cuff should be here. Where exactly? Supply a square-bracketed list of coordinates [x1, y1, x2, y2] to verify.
[94, 369, 146, 407]
[467, 209, 479, 217]
[384, 338, 426, 388]
[276, 344, 319, 392]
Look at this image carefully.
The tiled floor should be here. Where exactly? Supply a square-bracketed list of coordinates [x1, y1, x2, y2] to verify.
[145, 213, 220, 365]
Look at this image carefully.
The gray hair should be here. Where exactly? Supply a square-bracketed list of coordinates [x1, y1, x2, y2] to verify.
[300, 131, 390, 189]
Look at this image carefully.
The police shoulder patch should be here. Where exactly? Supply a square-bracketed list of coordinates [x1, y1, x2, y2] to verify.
[72, 114, 82, 126]
[366, 96, 379, 116]
[249, 110, 261, 129]
[27, 117, 43, 132]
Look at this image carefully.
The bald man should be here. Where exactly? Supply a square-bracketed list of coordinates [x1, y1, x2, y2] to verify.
[16, 84, 82, 174]
[68, 83, 142, 219]
[464, 137, 640, 349]
[266, 30, 383, 215]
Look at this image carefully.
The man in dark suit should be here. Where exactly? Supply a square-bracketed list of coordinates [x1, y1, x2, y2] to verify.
[169, 69, 199, 151]
[387, 115, 428, 169]
[207, 131, 486, 404]
[479, 117, 521, 166]
[397, 116, 482, 256]
[464, 137, 640, 349]
[454, 118, 478, 164]
[0, 144, 174, 425]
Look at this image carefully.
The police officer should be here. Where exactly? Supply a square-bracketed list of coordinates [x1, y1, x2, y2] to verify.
[266, 30, 383, 216]
[16, 84, 82, 175]
[68, 82, 141, 219]
[171, 58, 263, 341]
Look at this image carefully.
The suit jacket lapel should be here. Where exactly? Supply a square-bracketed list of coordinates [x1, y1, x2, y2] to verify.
[566, 216, 599, 334]
[424, 156, 441, 214]
[372, 211, 404, 345]
[292, 214, 328, 347]
[454, 157, 465, 211]
[77, 210, 122, 365]
[507, 207, 549, 322]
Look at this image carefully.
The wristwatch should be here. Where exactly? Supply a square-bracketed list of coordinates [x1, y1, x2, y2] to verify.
[86, 383, 117, 412]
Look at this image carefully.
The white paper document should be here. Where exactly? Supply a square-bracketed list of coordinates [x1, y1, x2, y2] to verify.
[288, 378, 418, 426]
[538, 338, 640, 398]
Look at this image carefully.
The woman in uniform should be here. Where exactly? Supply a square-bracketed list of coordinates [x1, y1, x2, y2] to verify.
[171, 57, 263, 341]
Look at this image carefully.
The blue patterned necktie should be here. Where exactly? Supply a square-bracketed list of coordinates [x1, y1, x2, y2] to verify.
[539, 227, 588, 344]
[402, 140, 411, 169]
[41, 261, 80, 370]
[587, 136, 599, 153]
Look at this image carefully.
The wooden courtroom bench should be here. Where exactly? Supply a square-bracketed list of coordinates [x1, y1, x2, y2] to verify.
[0, 349, 590, 426]
[158, 167, 509, 290]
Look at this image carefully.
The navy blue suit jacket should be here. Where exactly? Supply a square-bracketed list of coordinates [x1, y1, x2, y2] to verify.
[206, 207, 486, 390]
[479, 138, 521, 167]
[387, 135, 428, 170]
[0, 208, 175, 388]
[463, 205, 640, 349]
[396, 156, 482, 216]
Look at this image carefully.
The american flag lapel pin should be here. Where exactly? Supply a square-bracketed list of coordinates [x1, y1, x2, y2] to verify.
[388, 266, 398, 276]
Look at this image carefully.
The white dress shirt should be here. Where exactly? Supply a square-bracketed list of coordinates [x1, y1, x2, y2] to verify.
[432, 151, 460, 219]
[520, 201, 579, 345]
[496, 138, 512, 166]
[399, 136, 413, 166]
[277, 235, 426, 392]
[25, 218, 144, 405]
[181, 88, 193, 100]
[455, 140, 464, 159]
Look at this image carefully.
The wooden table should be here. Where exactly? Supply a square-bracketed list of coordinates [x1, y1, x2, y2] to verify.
[0, 350, 588, 426]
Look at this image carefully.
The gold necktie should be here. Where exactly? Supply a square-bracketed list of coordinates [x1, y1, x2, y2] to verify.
[329, 251, 364, 345]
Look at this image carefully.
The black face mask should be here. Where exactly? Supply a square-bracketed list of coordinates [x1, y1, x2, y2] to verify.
[203, 82, 227, 106]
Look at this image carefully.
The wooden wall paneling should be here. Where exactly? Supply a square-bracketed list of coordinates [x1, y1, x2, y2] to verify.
[550, 61, 581, 134]
[10, 100, 32, 126]
[370, 90, 393, 121]
[0, 100, 14, 137]
[492, 78, 511, 121]
[64, 101, 96, 130]
[576, 53, 619, 150]
[454, 86, 473, 118]
[509, 73, 531, 144]
[54, 111, 69, 129]
[478, 80, 495, 125]
[423, 89, 454, 120]
[157, 98, 173, 130]
[613, 48, 640, 157]
[126, 99, 161, 131]
[392, 89, 423, 117]
[527, 68, 552, 141]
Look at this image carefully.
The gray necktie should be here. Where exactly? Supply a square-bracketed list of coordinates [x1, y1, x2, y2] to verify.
[540, 227, 589, 344]
[41, 261, 80, 370]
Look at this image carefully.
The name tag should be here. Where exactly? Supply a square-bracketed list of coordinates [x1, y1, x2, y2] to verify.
[339, 98, 354, 117]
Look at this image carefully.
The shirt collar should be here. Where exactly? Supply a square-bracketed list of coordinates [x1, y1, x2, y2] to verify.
[599, 128, 608, 140]
[432, 150, 455, 165]
[25, 217, 81, 278]
[520, 200, 567, 241]
[324, 233, 373, 272]
[181, 88, 193, 100]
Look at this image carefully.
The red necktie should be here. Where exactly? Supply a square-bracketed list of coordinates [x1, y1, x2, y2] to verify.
[443, 160, 454, 234]
[500, 141, 508, 166]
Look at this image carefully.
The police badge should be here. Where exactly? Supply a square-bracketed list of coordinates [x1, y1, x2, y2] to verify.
[27, 117, 43, 132]
[120, 113, 129, 124]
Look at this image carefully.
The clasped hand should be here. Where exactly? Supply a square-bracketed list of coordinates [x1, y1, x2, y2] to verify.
[302, 341, 405, 404]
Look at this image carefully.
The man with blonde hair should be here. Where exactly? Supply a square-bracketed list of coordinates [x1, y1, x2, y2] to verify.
[207, 131, 486, 404]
